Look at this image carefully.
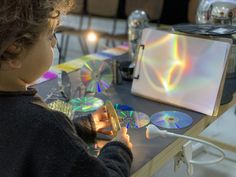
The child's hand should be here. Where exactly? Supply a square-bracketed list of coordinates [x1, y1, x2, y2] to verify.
[113, 127, 132, 149]
[92, 106, 112, 135]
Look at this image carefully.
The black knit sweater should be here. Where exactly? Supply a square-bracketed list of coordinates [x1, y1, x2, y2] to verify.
[0, 88, 133, 177]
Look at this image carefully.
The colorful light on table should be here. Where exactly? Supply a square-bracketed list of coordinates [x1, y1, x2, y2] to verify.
[142, 33, 190, 93]
[70, 96, 104, 112]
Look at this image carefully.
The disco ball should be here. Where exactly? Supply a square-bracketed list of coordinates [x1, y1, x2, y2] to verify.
[128, 10, 149, 64]
[196, 0, 236, 79]
[196, 0, 236, 25]
[128, 10, 149, 29]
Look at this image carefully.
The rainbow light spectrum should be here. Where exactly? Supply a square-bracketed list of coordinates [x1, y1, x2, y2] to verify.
[117, 111, 150, 129]
[80, 60, 113, 93]
[70, 96, 104, 112]
[142, 33, 189, 93]
[132, 28, 231, 115]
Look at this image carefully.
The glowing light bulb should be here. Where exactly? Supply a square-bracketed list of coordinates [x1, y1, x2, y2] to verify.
[87, 32, 98, 43]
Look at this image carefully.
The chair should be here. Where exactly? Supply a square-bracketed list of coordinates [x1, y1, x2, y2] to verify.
[57, 0, 164, 63]
[125, 0, 164, 23]
[188, 0, 199, 24]
[57, 0, 125, 63]
[85, 0, 125, 51]
[56, 0, 88, 63]
[101, 0, 165, 49]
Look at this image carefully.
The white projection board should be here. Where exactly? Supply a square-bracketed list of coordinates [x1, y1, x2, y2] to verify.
[131, 28, 231, 116]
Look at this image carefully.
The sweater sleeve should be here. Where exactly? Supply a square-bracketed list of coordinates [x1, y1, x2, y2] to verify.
[32, 111, 133, 177]
[68, 141, 133, 177]
[69, 142, 133, 177]
[98, 141, 133, 177]
[72, 114, 97, 143]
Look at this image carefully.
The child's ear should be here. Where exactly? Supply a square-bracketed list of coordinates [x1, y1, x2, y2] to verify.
[7, 59, 22, 69]
[4, 44, 22, 69]
[0, 59, 22, 70]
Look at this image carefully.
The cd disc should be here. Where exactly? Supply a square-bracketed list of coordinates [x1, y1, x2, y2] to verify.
[150, 111, 193, 129]
[106, 101, 121, 136]
[70, 97, 104, 112]
[173, 24, 236, 35]
[80, 60, 113, 93]
[117, 111, 150, 129]
[114, 104, 134, 111]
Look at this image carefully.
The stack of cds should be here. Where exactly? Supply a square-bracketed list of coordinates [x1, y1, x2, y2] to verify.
[173, 24, 236, 36]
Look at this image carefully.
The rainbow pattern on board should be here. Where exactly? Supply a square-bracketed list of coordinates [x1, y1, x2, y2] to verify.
[141, 33, 189, 93]
[132, 28, 230, 115]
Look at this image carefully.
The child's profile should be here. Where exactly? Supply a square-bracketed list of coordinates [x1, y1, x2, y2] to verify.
[0, 1, 133, 176]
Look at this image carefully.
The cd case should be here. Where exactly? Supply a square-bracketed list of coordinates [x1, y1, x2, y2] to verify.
[131, 28, 232, 116]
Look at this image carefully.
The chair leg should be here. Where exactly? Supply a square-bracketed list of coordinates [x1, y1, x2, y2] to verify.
[58, 33, 65, 64]
[94, 39, 99, 53]
[78, 36, 89, 54]
[62, 35, 70, 63]
[110, 17, 118, 47]
[105, 38, 110, 47]
[112, 40, 116, 47]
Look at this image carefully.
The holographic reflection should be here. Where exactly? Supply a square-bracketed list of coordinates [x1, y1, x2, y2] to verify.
[70, 97, 104, 112]
[150, 111, 193, 129]
[80, 60, 113, 93]
[117, 111, 150, 129]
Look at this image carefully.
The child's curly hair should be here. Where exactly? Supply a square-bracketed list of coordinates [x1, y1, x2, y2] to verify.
[0, 0, 73, 60]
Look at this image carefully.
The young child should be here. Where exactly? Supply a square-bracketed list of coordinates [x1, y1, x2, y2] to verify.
[0, 0, 133, 177]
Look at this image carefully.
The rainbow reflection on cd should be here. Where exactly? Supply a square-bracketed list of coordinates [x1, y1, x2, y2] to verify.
[114, 104, 134, 111]
[70, 97, 104, 112]
[80, 59, 113, 93]
[117, 111, 150, 129]
[150, 111, 193, 129]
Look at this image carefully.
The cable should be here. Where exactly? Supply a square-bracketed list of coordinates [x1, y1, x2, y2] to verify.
[146, 124, 225, 165]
